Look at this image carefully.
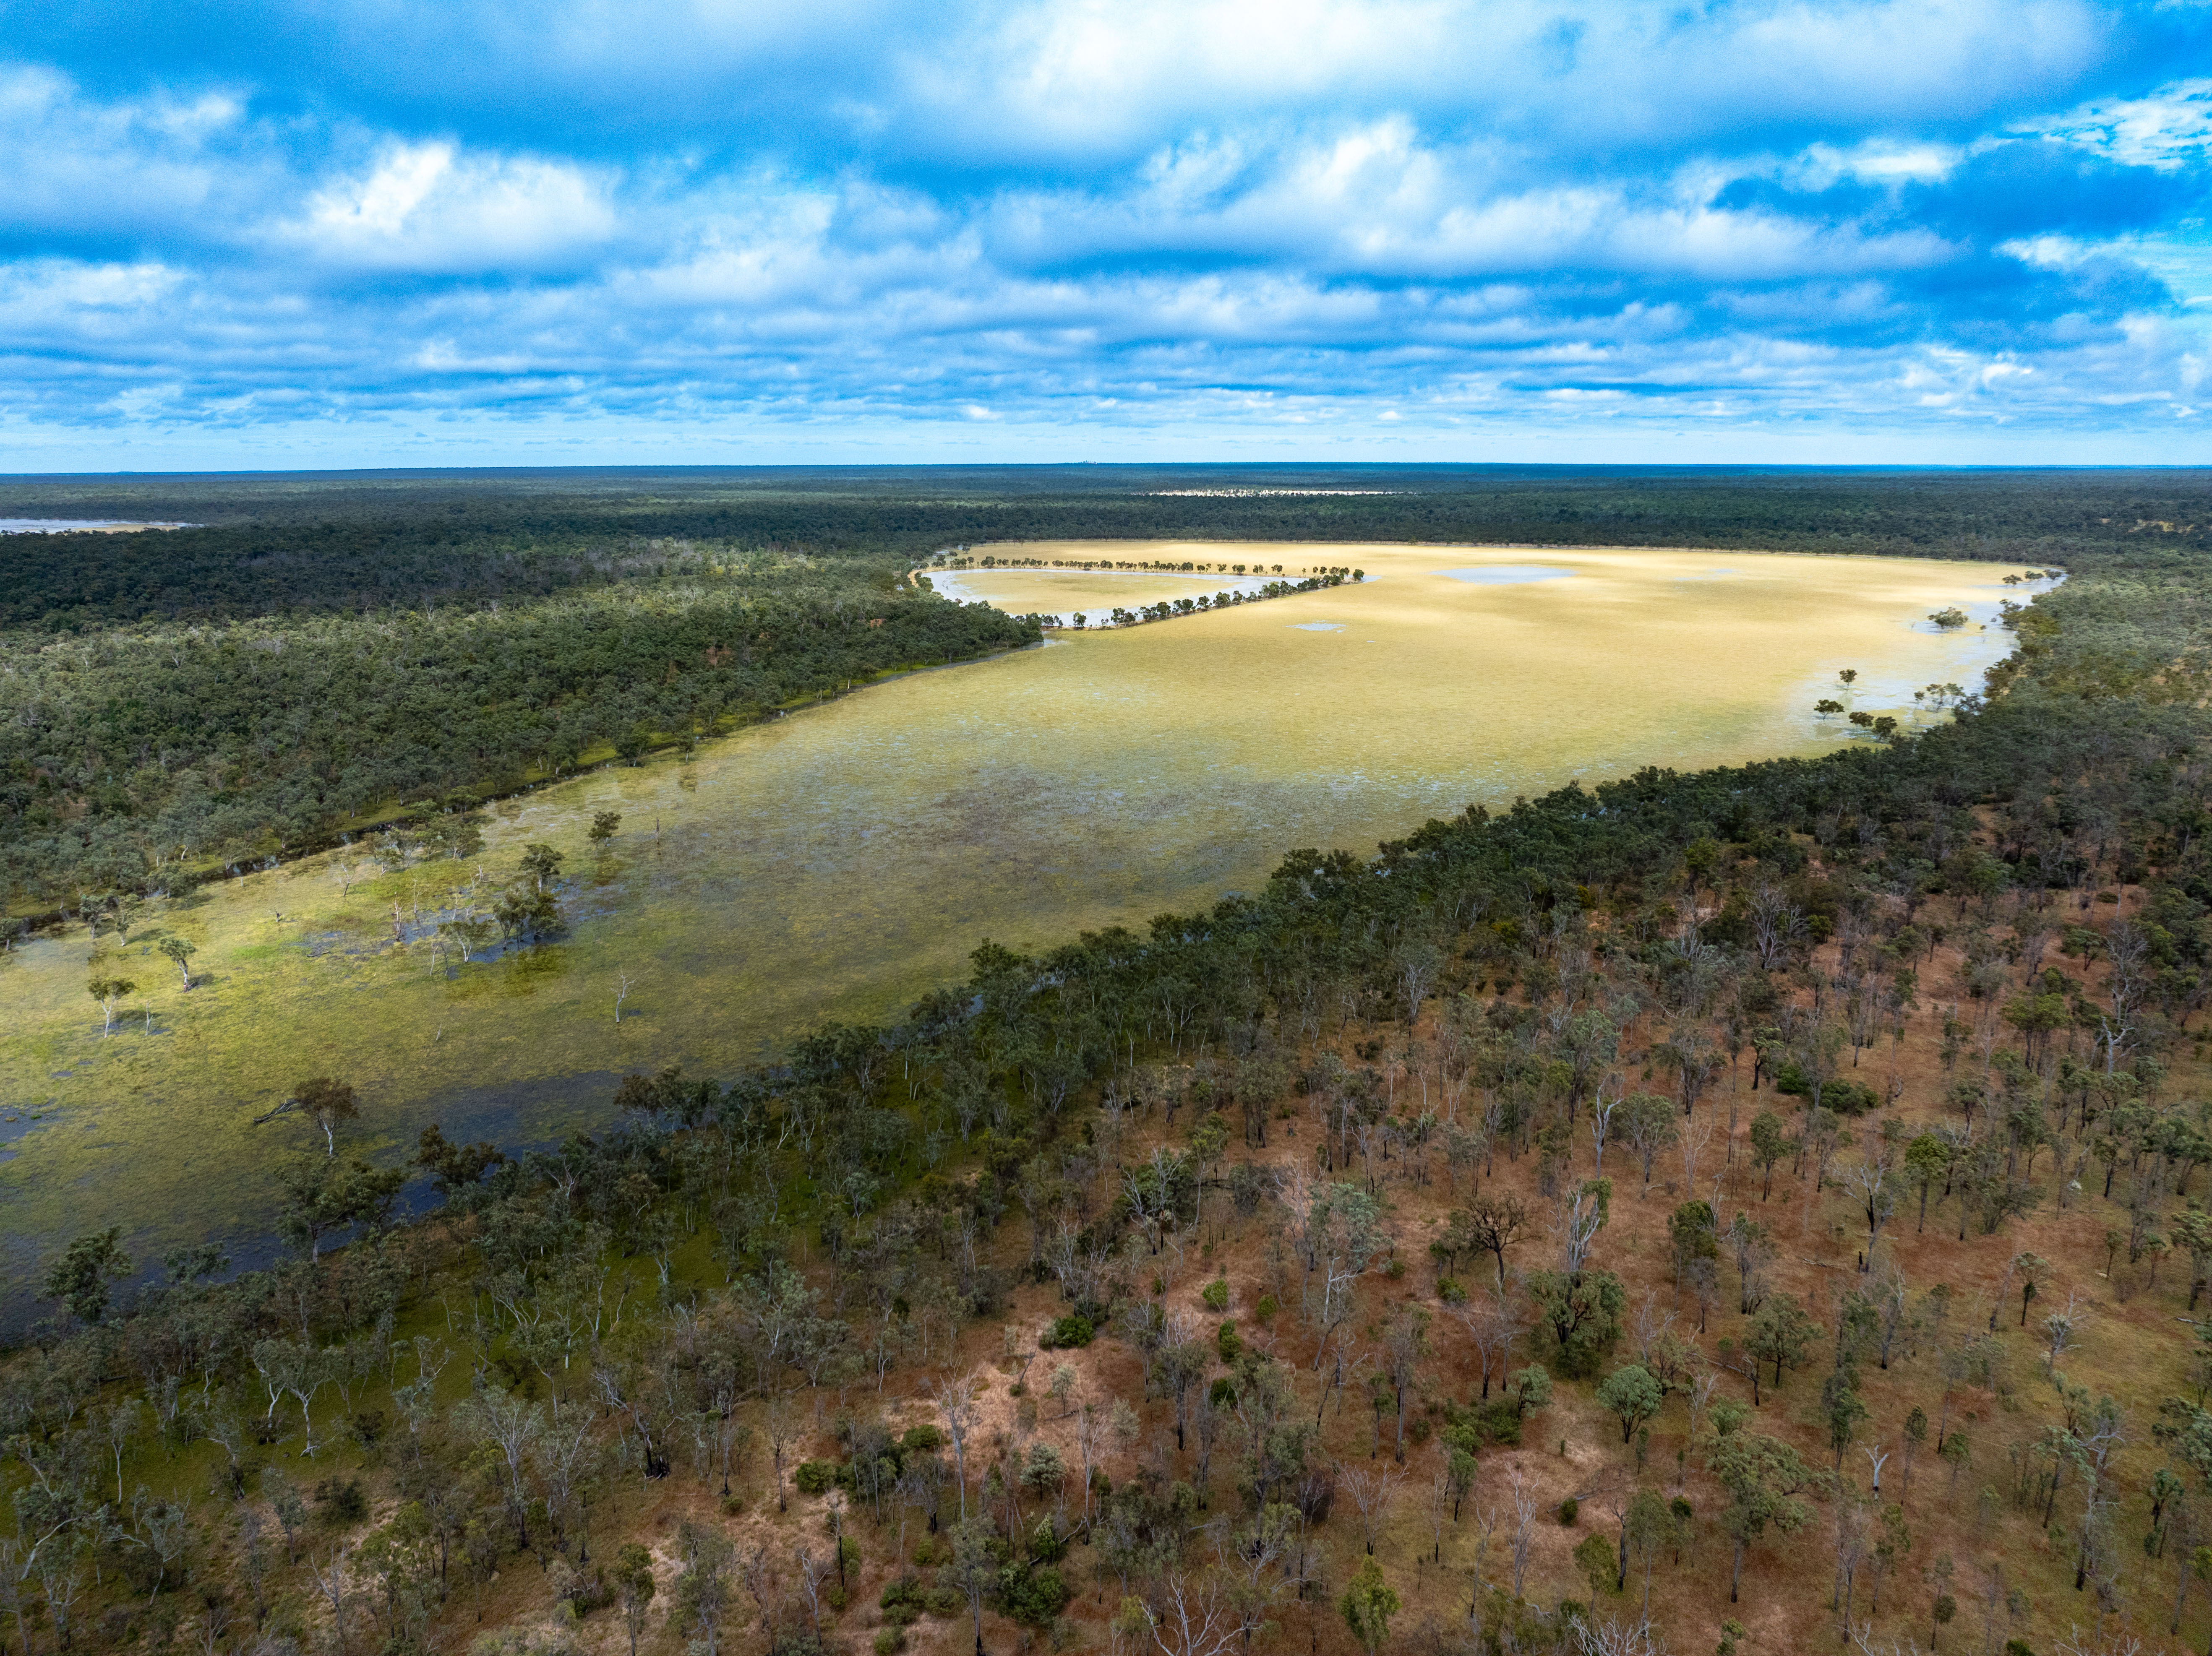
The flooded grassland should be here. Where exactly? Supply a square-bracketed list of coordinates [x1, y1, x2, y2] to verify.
[0, 543, 2027, 1274]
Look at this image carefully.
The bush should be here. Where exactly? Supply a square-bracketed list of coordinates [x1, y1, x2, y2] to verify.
[901, 1424, 945, 1453]
[1200, 1278, 1230, 1312]
[314, 1477, 368, 1525]
[883, 1575, 927, 1624]
[1442, 1399, 1524, 1451]
[1771, 1065, 1879, 1115]
[1437, 1277, 1468, 1305]
[1043, 1315, 1095, 1349]
[924, 1587, 965, 1617]
[1255, 1294, 1278, 1321]
[1573, 1533, 1617, 1596]
[1217, 1323, 1244, 1364]
[794, 1460, 840, 1495]
[996, 1564, 1071, 1627]
[1557, 1497, 1579, 1526]
[875, 1632, 905, 1655]
[1228, 1162, 1265, 1215]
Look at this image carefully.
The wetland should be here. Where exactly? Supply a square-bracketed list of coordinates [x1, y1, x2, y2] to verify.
[0, 536, 2025, 1273]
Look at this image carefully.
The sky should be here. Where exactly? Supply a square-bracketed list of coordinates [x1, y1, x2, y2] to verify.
[1, 0, 2209, 469]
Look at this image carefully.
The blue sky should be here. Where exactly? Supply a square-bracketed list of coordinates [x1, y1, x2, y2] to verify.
[2, 0, 2209, 468]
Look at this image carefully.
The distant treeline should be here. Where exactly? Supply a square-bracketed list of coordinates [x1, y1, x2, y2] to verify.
[5, 468, 2212, 630]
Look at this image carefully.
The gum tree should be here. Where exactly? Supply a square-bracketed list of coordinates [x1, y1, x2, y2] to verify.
[1709, 1427, 1816, 1602]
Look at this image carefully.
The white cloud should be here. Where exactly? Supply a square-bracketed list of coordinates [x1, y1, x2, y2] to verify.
[0, 0, 2203, 454]
[295, 142, 620, 272]
[2032, 76, 2212, 168]
[896, 0, 2109, 161]
[1789, 140, 1968, 189]
[0, 66, 259, 238]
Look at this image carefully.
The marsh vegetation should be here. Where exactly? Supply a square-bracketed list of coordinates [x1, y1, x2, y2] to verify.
[1, 541, 2018, 1271]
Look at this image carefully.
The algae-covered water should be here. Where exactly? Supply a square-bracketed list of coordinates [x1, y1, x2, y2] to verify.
[0, 543, 2028, 1283]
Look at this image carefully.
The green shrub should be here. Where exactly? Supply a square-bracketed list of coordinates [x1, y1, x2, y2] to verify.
[314, 1477, 368, 1524]
[1573, 1533, 1617, 1596]
[1200, 1278, 1230, 1312]
[794, 1460, 840, 1495]
[996, 1564, 1071, 1627]
[1771, 1065, 1879, 1115]
[924, 1587, 965, 1617]
[1440, 1399, 1523, 1451]
[875, 1631, 905, 1655]
[1255, 1294, 1278, 1321]
[1217, 1323, 1244, 1364]
[1437, 1277, 1468, 1305]
[901, 1424, 945, 1454]
[1044, 1315, 1095, 1349]
[1557, 1497, 1579, 1525]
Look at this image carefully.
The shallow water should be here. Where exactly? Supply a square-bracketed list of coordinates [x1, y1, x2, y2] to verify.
[0, 518, 192, 532]
[932, 565, 1281, 627]
[1435, 565, 1578, 584]
[0, 542, 2036, 1280]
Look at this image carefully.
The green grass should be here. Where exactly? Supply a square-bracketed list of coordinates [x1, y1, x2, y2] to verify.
[0, 543, 2027, 1284]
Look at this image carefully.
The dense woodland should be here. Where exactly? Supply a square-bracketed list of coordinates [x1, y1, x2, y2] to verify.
[0, 544, 1036, 905]
[9, 472, 2212, 1656]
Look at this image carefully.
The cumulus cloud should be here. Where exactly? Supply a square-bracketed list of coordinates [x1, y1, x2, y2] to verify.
[295, 142, 619, 272]
[0, 0, 2208, 457]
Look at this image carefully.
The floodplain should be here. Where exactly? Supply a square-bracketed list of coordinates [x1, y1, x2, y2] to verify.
[0, 541, 2027, 1274]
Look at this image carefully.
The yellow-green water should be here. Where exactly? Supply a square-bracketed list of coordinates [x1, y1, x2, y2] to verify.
[0, 543, 2028, 1275]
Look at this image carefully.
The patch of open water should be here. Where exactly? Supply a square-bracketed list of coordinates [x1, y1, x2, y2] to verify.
[0, 518, 196, 532]
[1434, 565, 1577, 583]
